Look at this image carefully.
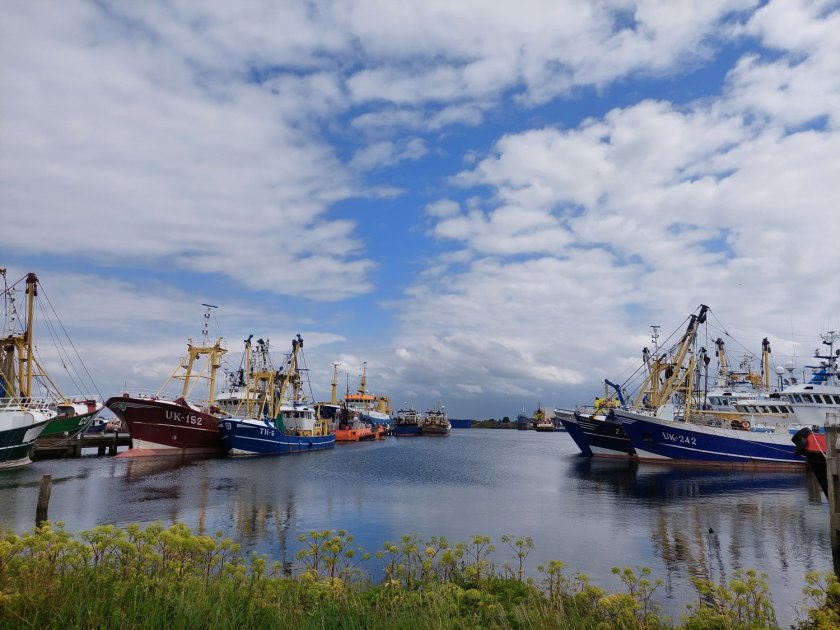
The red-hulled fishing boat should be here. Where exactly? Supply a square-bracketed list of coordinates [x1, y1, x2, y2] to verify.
[106, 306, 228, 457]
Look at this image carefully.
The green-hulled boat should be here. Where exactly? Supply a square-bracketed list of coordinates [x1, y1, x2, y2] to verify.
[40, 400, 102, 439]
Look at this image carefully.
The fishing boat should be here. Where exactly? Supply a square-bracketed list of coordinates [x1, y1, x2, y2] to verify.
[2, 271, 101, 465]
[533, 406, 554, 432]
[0, 398, 55, 469]
[334, 405, 381, 441]
[39, 400, 103, 440]
[105, 305, 229, 457]
[420, 405, 450, 436]
[218, 335, 335, 455]
[615, 318, 833, 467]
[344, 362, 393, 430]
[394, 408, 422, 437]
[563, 306, 777, 460]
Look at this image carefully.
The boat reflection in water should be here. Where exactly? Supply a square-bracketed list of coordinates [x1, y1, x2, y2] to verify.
[568, 457, 827, 617]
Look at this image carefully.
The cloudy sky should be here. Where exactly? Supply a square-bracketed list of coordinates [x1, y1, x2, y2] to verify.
[2, 0, 839, 418]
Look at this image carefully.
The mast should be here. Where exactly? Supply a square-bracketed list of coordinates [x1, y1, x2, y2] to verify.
[714, 338, 728, 387]
[274, 334, 304, 410]
[163, 305, 227, 405]
[358, 361, 367, 395]
[761, 337, 771, 389]
[656, 305, 708, 407]
[23, 273, 37, 397]
[330, 362, 340, 404]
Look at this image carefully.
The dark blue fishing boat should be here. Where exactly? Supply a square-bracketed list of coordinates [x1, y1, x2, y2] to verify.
[394, 408, 422, 437]
[218, 335, 335, 456]
[219, 402, 335, 455]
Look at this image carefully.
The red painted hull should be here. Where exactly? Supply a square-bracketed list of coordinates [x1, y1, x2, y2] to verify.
[105, 395, 225, 457]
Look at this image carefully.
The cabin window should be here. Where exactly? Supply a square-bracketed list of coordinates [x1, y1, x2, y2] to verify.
[769, 406, 778, 413]
[833, 395, 840, 405]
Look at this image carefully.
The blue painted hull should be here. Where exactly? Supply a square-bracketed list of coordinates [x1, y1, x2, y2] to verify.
[394, 424, 421, 437]
[618, 412, 804, 467]
[574, 412, 634, 458]
[218, 418, 335, 456]
[559, 416, 593, 456]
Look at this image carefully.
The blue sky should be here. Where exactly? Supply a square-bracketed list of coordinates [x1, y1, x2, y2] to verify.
[2, 0, 839, 418]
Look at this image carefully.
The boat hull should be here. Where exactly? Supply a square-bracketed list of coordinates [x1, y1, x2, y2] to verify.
[0, 412, 51, 469]
[394, 424, 422, 437]
[618, 410, 805, 467]
[558, 415, 594, 456]
[105, 395, 225, 457]
[219, 418, 335, 455]
[39, 407, 102, 439]
[574, 412, 634, 458]
[420, 425, 450, 436]
[792, 427, 827, 495]
[335, 427, 376, 441]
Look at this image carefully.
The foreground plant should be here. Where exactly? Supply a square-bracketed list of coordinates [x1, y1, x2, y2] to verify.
[0, 521, 834, 629]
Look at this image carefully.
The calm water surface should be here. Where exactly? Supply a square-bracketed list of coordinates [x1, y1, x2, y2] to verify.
[0, 430, 831, 625]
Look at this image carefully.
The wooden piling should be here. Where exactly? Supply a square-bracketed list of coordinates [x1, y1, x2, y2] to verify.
[36, 474, 52, 525]
[827, 422, 840, 576]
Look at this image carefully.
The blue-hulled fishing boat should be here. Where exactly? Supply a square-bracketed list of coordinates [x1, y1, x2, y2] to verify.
[218, 335, 335, 456]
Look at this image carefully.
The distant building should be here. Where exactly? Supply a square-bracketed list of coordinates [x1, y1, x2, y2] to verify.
[450, 418, 472, 429]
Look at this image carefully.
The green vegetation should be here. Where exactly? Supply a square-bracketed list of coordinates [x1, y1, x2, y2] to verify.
[1, 522, 838, 629]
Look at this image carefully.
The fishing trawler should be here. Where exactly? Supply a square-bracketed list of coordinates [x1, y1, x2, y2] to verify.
[533, 406, 554, 431]
[105, 305, 228, 457]
[560, 307, 774, 459]
[420, 404, 450, 436]
[344, 362, 392, 430]
[334, 405, 381, 441]
[615, 314, 822, 467]
[218, 335, 335, 455]
[2, 271, 102, 466]
[394, 408, 422, 437]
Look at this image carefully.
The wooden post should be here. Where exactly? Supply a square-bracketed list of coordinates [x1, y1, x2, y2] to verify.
[36, 474, 51, 525]
[827, 420, 840, 577]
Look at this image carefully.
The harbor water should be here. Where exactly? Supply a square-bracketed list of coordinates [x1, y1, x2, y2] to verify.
[0, 429, 831, 626]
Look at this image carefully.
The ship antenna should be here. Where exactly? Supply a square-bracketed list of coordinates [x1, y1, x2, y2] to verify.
[650, 325, 661, 354]
[201, 303, 218, 340]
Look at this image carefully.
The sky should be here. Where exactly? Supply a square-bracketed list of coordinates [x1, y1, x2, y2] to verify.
[2, 0, 839, 419]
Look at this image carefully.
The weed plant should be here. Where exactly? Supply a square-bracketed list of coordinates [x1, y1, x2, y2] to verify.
[0, 522, 837, 629]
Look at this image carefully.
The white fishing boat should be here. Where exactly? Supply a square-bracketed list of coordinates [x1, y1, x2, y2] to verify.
[2, 270, 99, 467]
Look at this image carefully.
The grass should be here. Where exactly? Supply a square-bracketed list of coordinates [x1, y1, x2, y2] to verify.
[1, 522, 838, 629]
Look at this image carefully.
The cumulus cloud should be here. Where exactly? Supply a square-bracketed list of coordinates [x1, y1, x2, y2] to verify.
[3, 0, 838, 415]
[391, 0, 840, 411]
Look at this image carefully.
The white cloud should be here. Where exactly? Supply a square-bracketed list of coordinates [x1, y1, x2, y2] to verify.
[425, 199, 460, 218]
[3, 0, 839, 416]
[389, 0, 840, 411]
[349, 138, 428, 171]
